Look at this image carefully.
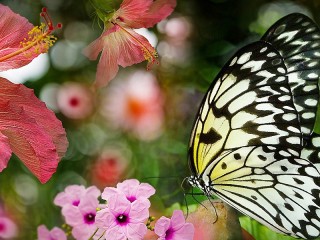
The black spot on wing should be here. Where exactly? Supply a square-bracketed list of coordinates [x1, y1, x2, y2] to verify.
[199, 128, 222, 144]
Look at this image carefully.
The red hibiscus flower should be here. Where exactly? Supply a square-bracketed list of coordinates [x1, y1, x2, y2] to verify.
[0, 4, 67, 183]
[84, 0, 176, 87]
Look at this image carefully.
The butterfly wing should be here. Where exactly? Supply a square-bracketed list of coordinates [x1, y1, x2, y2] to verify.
[206, 146, 320, 239]
[188, 13, 320, 239]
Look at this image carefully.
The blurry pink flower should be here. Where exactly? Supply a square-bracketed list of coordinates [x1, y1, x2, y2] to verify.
[62, 194, 99, 240]
[37, 225, 66, 240]
[54, 185, 100, 208]
[0, 216, 18, 239]
[0, 77, 68, 183]
[101, 71, 164, 140]
[0, 5, 61, 70]
[83, 0, 176, 87]
[96, 193, 150, 240]
[154, 210, 194, 240]
[91, 149, 129, 188]
[56, 82, 94, 119]
[102, 179, 155, 204]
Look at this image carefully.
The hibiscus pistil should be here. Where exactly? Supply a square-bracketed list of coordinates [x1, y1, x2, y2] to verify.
[0, 8, 61, 63]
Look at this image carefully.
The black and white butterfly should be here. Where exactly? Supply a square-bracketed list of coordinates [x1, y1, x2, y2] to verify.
[188, 13, 320, 239]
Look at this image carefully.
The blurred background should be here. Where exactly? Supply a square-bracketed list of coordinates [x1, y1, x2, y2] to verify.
[0, 0, 320, 239]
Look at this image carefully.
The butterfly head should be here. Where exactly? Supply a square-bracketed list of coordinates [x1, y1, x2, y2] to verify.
[188, 175, 211, 195]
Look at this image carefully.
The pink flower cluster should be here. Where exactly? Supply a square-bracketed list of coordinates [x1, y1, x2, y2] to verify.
[37, 179, 194, 240]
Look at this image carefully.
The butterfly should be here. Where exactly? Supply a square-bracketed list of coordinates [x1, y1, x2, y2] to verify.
[188, 13, 320, 239]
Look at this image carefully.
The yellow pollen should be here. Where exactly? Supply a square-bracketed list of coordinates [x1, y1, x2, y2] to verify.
[0, 8, 61, 63]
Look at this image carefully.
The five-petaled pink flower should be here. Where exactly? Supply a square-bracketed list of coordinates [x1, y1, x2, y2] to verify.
[102, 178, 155, 203]
[154, 210, 194, 240]
[54, 185, 100, 208]
[0, 216, 18, 239]
[83, 0, 176, 87]
[37, 225, 67, 240]
[95, 193, 150, 240]
[0, 4, 67, 183]
[62, 194, 100, 240]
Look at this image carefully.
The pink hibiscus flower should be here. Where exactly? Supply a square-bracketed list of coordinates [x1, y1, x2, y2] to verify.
[154, 210, 194, 240]
[0, 4, 67, 183]
[102, 179, 155, 203]
[95, 193, 150, 240]
[37, 225, 66, 240]
[83, 0, 176, 87]
[54, 185, 100, 208]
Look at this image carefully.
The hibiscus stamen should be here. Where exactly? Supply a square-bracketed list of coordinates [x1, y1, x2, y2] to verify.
[113, 22, 159, 69]
[0, 8, 62, 63]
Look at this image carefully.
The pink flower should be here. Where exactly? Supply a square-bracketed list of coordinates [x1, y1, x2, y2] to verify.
[0, 5, 61, 71]
[62, 194, 100, 240]
[101, 71, 164, 140]
[83, 0, 176, 87]
[0, 77, 68, 183]
[37, 225, 66, 240]
[90, 149, 129, 188]
[0, 5, 66, 183]
[95, 193, 150, 240]
[0, 216, 18, 239]
[56, 82, 94, 119]
[54, 185, 100, 208]
[154, 210, 194, 240]
[102, 179, 155, 203]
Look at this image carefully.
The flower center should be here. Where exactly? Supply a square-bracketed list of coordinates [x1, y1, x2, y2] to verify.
[126, 196, 136, 203]
[116, 214, 129, 226]
[165, 227, 174, 240]
[84, 212, 96, 225]
[69, 97, 80, 107]
[0, 223, 5, 232]
[0, 8, 61, 63]
[72, 200, 80, 206]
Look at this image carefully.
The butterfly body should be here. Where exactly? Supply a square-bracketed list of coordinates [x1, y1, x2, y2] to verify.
[188, 13, 320, 239]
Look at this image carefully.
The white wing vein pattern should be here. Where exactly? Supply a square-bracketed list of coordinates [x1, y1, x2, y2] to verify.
[188, 13, 320, 239]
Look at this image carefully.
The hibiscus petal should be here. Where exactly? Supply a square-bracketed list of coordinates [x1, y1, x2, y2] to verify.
[0, 4, 39, 71]
[117, 28, 155, 68]
[0, 78, 67, 183]
[0, 78, 68, 159]
[0, 132, 12, 171]
[95, 33, 120, 87]
[118, 0, 176, 28]
[0, 101, 58, 183]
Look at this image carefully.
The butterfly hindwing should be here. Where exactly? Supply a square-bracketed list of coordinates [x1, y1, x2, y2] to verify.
[204, 146, 320, 239]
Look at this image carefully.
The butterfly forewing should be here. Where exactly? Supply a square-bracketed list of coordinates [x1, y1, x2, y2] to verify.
[188, 13, 320, 239]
